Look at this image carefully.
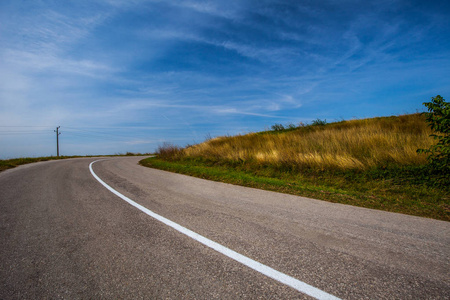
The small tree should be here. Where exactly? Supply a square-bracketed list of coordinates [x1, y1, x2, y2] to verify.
[286, 123, 297, 130]
[417, 95, 450, 185]
[311, 118, 327, 126]
[271, 123, 285, 131]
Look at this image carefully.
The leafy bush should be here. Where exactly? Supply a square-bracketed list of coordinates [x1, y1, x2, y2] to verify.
[271, 123, 285, 131]
[311, 118, 327, 126]
[417, 95, 449, 185]
[286, 123, 297, 130]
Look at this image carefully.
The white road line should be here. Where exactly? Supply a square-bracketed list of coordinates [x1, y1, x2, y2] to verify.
[89, 159, 341, 300]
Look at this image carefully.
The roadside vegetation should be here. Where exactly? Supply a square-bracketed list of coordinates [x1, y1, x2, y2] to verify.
[0, 156, 77, 172]
[417, 95, 450, 187]
[141, 100, 449, 221]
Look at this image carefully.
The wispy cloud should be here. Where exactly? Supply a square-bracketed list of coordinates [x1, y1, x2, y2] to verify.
[174, 0, 243, 20]
[3, 50, 115, 78]
[211, 107, 283, 118]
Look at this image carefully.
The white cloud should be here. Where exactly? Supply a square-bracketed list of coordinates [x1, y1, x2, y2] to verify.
[172, 0, 244, 20]
[3, 50, 115, 78]
[212, 107, 282, 118]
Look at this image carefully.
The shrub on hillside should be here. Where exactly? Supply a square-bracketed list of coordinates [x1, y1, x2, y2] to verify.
[417, 95, 450, 186]
[286, 123, 296, 130]
[157, 142, 183, 161]
[311, 118, 327, 126]
[271, 124, 285, 131]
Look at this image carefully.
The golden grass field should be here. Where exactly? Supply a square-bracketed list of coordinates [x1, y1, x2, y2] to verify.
[180, 113, 433, 170]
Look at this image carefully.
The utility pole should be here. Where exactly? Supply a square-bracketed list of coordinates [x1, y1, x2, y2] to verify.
[54, 126, 61, 157]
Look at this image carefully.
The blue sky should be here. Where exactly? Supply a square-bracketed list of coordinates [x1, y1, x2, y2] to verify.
[1, 0, 449, 158]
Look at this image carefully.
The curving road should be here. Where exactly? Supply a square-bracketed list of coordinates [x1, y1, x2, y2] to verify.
[1, 157, 449, 299]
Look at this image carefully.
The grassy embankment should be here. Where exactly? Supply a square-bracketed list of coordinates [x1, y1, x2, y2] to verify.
[140, 113, 449, 221]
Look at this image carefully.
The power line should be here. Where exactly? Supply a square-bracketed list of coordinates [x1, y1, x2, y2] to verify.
[0, 131, 50, 135]
[64, 127, 133, 139]
[0, 125, 53, 128]
[66, 132, 129, 142]
[64, 127, 159, 140]
[0, 125, 158, 144]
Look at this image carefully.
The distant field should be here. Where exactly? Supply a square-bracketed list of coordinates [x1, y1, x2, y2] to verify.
[0, 153, 149, 173]
[0, 156, 73, 172]
[141, 114, 449, 221]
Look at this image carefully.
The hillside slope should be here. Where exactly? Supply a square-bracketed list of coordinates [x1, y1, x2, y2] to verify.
[182, 113, 432, 170]
[142, 114, 449, 220]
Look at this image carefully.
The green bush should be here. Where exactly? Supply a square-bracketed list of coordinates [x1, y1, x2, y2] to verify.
[286, 123, 297, 130]
[311, 118, 327, 126]
[271, 123, 285, 131]
[417, 95, 449, 186]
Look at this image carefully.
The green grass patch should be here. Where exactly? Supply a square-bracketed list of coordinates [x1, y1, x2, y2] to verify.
[140, 157, 449, 221]
[0, 156, 75, 172]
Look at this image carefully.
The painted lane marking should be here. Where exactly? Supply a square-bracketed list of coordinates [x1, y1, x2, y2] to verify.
[89, 159, 341, 300]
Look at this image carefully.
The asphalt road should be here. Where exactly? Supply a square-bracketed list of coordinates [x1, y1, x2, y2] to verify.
[1, 157, 449, 299]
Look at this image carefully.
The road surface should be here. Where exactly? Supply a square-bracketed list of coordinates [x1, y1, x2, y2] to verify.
[1, 157, 449, 299]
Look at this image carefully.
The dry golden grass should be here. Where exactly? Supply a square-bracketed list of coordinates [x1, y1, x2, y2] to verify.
[148, 113, 448, 221]
[182, 114, 433, 171]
